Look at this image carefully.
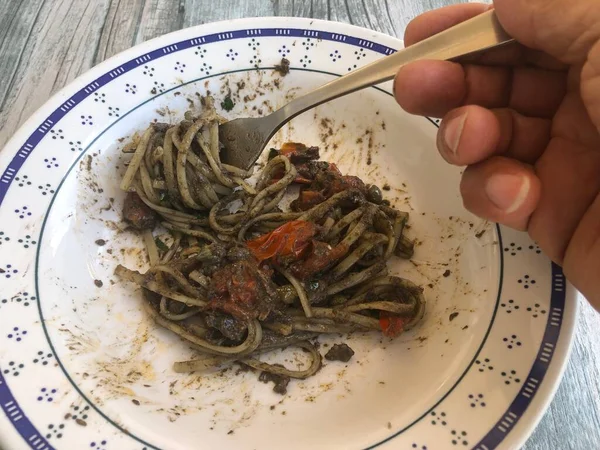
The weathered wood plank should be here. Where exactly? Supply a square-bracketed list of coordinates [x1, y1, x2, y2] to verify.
[136, 0, 185, 44]
[183, 0, 274, 26]
[0, 0, 109, 148]
[0, 0, 46, 110]
[93, 0, 145, 63]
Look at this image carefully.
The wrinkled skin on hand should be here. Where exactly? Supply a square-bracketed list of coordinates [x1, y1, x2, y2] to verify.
[394, 0, 600, 309]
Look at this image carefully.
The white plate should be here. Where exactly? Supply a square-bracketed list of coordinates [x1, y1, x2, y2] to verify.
[0, 17, 576, 450]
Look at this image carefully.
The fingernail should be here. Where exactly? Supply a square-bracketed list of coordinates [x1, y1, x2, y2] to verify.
[485, 173, 530, 213]
[442, 112, 467, 156]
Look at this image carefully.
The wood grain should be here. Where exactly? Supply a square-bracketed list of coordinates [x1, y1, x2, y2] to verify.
[0, 1, 598, 449]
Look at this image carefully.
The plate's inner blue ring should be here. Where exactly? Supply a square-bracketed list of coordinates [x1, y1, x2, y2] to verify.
[0, 26, 565, 450]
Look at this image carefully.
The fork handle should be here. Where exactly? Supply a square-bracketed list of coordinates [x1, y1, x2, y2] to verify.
[271, 10, 513, 124]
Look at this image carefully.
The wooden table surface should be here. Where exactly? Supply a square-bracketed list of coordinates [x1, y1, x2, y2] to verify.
[1, 1, 599, 449]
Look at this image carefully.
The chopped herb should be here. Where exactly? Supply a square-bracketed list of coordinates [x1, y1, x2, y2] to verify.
[221, 95, 235, 111]
[155, 238, 169, 252]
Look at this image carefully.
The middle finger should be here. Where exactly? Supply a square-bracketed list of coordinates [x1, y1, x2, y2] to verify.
[394, 60, 567, 119]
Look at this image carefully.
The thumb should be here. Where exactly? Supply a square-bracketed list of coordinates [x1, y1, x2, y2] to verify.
[494, 0, 600, 64]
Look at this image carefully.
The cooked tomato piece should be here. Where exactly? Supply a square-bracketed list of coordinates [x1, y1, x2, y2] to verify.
[246, 220, 317, 262]
[290, 190, 326, 211]
[379, 312, 411, 337]
[209, 260, 278, 321]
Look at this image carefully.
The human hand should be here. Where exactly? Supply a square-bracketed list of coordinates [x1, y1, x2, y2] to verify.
[394, 0, 600, 308]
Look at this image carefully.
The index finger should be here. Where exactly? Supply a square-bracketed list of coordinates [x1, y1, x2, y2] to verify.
[404, 3, 566, 69]
[405, 3, 491, 46]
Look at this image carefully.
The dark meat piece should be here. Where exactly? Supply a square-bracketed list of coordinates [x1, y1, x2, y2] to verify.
[205, 311, 248, 342]
[279, 142, 320, 164]
[258, 368, 290, 395]
[227, 246, 253, 262]
[295, 161, 335, 180]
[296, 165, 367, 207]
[305, 279, 328, 305]
[195, 243, 227, 265]
[208, 259, 279, 321]
[290, 240, 348, 280]
[274, 58, 290, 76]
[123, 192, 158, 230]
[204, 328, 227, 346]
[324, 175, 367, 198]
[325, 343, 355, 362]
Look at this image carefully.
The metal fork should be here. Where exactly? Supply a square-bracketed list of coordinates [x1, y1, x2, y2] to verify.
[219, 10, 513, 170]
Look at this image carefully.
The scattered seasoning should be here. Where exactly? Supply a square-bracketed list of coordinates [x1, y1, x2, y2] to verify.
[227, 430, 234, 435]
[270, 405, 276, 410]
[95, 239, 106, 246]
[132, 399, 140, 406]
[427, 283, 434, 289]
[94, 280, 103, 288]
[475, 229, 486, 239]
[382, 184, 391, 191]
[274, 57, 290, 76]
[443, 270, 451, 277]
[220, 95, 235, 111]
[387, 422, 392, 430]
[449, 312, 459, 322]
[462, 325, 469, 330]
[75, 419, 87, 427]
